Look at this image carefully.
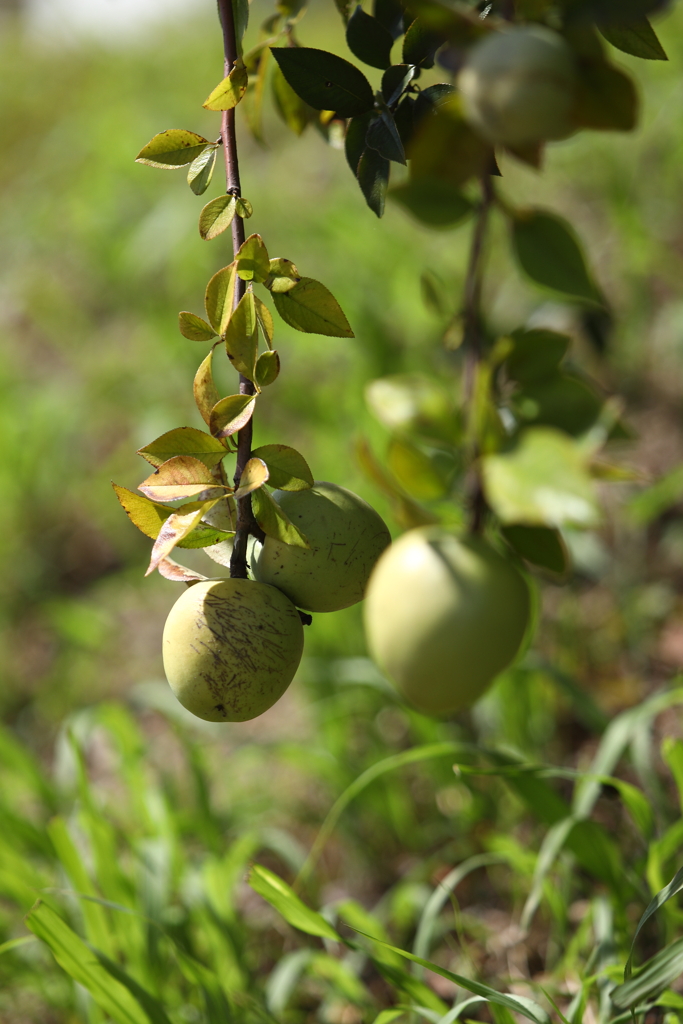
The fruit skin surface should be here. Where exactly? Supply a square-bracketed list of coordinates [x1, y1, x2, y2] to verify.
[162, 579, 303, 722]
[458, 26, 577, 147]
[364, 528, 530, 715]
[250, 482, 391, 612]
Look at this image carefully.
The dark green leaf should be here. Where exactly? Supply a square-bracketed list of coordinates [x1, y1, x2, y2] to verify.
[573, 57, 638, 131]
[255, 350, 281, 387]
[273, 277, 354, 336]
[138, 427, 227, 470]
[501, 525, 569, 575]
[513, 373, 602, 436]
[367, 110, 406, 164]
[402, 18, 441, 67]
[389, 177, 474, 227]
[178, 311, 217, 342]
[187, 146, 217, 195]
[357, 147, 390, 217]
[598, 17, 666, 59]
[251, 444, 314, 491]
[504, 329, 570, 384]
[135, 129, 210, 169]
[347, 6, 394, 70]
[510, 210, 602, 304]
[345, 112, 374, 173]
[374, 0, 405, 39]
[382, 64, 415, 106]
[270, 47, 374, 117]
[393, 94, 415, 147]
[413, 82, 456, 122]
[409, 106, 490, 188]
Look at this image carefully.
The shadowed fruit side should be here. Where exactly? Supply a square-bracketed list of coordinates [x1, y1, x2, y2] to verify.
[162, 579, 304, 721]
[250, 481, 391, 612]
[364, 528, 530, 716]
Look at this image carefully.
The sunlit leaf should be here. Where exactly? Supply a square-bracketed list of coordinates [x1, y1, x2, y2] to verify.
[251, 487, 310, 547]
[274, 277, 354, 337]
[205, 262, 238, 335]
[225, 291, 258, 382]
[234, 457, 269, 500]
[248, 865, 341, 940]
[210, 393, 256, 438]
[236, 233, 270, 282]
[612, 937, 683, 1009]
[199, 195, 237, 241]
[387, 437, 449, 501]
[157, 558, 210, 584]
[203, 63, 249, 111]
[135, 129, 210, 169]
[187, 145, 216, 195]
[255, 349, 280, 387]
[138, 456, 226, 502]
[251, 444, 314, 491]
[235, 197, 253, 218]
[265, 258, 302, 294]
[254, 295, 274, 347]
[194, 348, 221, 427]
[113, 484, 176, 540]
[138, 427, 227, 469]
[146, 501, 219, 576]
[178, 311, 217, 342]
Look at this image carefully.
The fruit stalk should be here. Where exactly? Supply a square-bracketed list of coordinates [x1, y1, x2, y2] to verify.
[462, 172, 495, 534]
[217, 0, 258, 579]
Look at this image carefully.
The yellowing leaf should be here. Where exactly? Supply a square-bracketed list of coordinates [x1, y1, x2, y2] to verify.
[203, 63, 249, 111]
[273, 277, 354, 337]
[137, 427, 227, 469]
[255, 349, 280, 387]
[225, 292, 258, 382]
[135, 129, 210, 168]
[252, 487, 309, 548]
[254, 295, 274, 348]
[146, 501, 219, 576]
[194, 348, 221, 427]
[236, 234, 270, 282]
[113, 484, 175, 540]
[178, 311, 216, 342]
[234, 457, 269, 499]
[210, 393, 256, 438]
[138, 456, 226, 502]
[205, 262, 238, 335]
[251, 444, 313, 491]
[199, 195, 237, 241]
[265, 257, 301, 293]
[157, 558, 210, 583]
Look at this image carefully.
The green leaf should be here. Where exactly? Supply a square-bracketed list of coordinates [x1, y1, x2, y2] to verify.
[356, 436, 439, 531]
[209, 393, 256, 439]
[193, 348, 221, 427]
[199, 195, 237, 241]
[382, 64, 416, 106]
[236, 233, 270, 282]
[512, 373, 602, 436]
[272, 63, 315, 135]
[504, 329, 569, 384]
[628, 465, 683, 525]
[501, 525, 569, 575]
[205, 262, 238, 334]
[146, 500, 219, 576]
[137, 427, 227, 470]
[624, 865, 683, 982]
[25, 901, 152, 1024]
[572, 57, 638, 132]
[367, 110, 406, 164]
[599, 17, 667, 60]
[203, 63, 249, 110]
[371, 960, 448, 1014]
[251, 487, 310, 547]
[389, 178, 474, 228]
[374, 0, 404, 38]
[270, 47, 374, 118]
[612, 938, 683, 1009]
[113, 485, 229, 548]
[187, 146, 217, 195]
[346, 111, 374, 174]
[346, 5, 394, 70]
[265, 258, 301, 294]
[273, 277, 354, 337]
[178, 311, 217, 342]
[402, 18, 441, 67]
[235, 197, 253, 218]
[251, 444, 314, 491]
[482, 428, 600, 529]
[365, 374, 457, 442]
[387, 437, 449, 501]
[225, 291, 258, 382]
[234, 458, 269, 500]
[232, 0, 249, 55]
[248, 864, 342, 940]
[138, 456, 226, 502]
[510, 210, 602, 304]
[256, 350, 280, 387]
[135, 129, 210, 169]
[357, 147, 390, 218]
[254, 295, 274, 347]
[408, 106, 490, 189]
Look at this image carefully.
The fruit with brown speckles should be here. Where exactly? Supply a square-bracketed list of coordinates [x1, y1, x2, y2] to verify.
[162, 579, 304, 722]
[364, 528, 530, 715]
[250, 481, 391, 612]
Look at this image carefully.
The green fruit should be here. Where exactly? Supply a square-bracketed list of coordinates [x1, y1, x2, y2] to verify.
[162, 579, 303, 722]
[250, 482, 391, 612]
[458, 26, 576, 147]
[364, 527, 530, 715]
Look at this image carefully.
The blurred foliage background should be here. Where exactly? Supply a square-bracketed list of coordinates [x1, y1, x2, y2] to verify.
[3, 2, 683, 1022]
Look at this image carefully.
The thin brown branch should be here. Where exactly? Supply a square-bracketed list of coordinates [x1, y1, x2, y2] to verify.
[216, 0, 259, 578]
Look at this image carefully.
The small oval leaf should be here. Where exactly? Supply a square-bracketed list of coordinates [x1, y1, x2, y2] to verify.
[273, 277, 354, 337]
[210, 394, 257, 438]
[203, 63, 249, 111]
[199, 195, 237, 240]
[234, 457, 269, 500]
[136, 129, 210, 168]
[179, 311, 217, 342]
[251, 444, 314, 491]
[255, 349, 280, 387]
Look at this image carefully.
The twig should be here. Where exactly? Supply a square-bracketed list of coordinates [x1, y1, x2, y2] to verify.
[216, 0, 259, 578]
